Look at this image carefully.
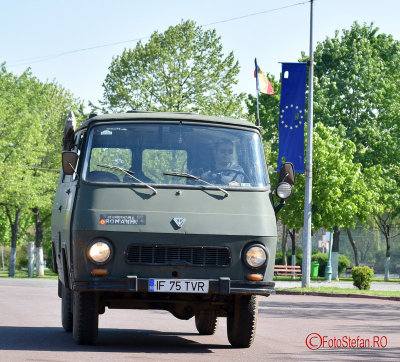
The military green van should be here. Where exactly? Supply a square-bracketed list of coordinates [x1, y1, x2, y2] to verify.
[51, 111, 294, 348]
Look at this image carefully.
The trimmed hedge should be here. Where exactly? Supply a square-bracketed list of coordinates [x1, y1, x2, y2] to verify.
[311, 252, 351, 277]
[352, 266, 374, 290]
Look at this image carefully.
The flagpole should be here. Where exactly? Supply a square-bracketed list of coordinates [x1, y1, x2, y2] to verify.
[301, 0, 314, 288]
[256, 90, 260, 127]
[254, 58, 261, 127]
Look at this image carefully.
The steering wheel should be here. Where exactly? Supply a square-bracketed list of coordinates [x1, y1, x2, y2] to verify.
[213, 168, 248, 182]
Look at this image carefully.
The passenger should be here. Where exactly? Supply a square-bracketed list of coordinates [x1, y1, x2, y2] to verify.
[201, 139, 245, 185]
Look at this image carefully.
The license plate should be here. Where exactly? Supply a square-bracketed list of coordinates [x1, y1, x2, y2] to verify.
[149, 279, 209, 293]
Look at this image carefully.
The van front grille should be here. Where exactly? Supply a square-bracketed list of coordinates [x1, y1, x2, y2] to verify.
[125, 245, 231, 267]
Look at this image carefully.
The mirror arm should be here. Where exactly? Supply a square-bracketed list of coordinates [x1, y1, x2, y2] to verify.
[274, 199, 286, 215]
[280, 172, 289, 183]
[68, 162, 79, 180]
[68, 162, 77, 174]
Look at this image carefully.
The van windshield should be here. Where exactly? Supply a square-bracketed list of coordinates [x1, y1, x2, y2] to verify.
[82, 123, 268, 188]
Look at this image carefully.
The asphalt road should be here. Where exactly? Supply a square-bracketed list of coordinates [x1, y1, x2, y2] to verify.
[0, 279, 399, 361]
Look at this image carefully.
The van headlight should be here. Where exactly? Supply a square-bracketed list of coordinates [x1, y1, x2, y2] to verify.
[243, 244, 268, 269]
[87, 239, 112, 265]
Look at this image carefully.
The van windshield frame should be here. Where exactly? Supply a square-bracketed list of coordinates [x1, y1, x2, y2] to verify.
[81, 122, 269, 190]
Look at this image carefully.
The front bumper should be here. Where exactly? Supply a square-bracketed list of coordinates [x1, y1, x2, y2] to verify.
[73, 277, 275, 296]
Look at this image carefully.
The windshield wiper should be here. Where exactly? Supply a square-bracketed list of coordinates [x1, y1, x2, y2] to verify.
[97, 164, 157, 195]
[163, 171, 229, 198]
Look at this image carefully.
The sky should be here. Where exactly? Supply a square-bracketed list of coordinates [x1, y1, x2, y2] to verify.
[1, 0, 400, 111]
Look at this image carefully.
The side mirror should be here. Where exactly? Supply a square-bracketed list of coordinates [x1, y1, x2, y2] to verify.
[278, 162, 295, 185]
[274, 163, 295, 214]
[62, 151, 78, 175]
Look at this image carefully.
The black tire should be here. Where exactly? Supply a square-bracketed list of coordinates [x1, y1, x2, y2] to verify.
[195, 311, 218, 335]
[72, 291, 99, 345]
[227, 295, 258, 348]
[61, 283, 73, 332]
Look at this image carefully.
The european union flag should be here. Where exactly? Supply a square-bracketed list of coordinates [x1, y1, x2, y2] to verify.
[277, 62, 307, 173]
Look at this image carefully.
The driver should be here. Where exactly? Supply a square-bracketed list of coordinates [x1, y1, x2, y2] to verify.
[201, 139, 244, 185]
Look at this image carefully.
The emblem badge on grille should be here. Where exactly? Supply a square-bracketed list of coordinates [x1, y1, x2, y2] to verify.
[173, 217, 186, 228]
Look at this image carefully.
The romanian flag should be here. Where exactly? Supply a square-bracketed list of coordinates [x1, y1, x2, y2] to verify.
[254, 58, 274, 95]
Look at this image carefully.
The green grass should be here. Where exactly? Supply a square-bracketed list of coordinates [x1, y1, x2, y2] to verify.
[274, 276, 399, 283]
[0, 269, 58, 279]
[338, 276, 399, 283]
[277, 286, 400, 297]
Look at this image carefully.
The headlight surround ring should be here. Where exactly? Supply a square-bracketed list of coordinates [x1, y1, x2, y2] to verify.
[87, 239, 113, 265]
[242, 244, 268, 269]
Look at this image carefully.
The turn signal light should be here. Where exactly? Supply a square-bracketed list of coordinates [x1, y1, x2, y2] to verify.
[245, 273, 263, 281]
[91, 269, 109, 276]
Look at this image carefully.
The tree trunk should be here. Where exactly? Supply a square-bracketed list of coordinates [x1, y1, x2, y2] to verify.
[375, 215, 392, 282]
[288, 228, 296, 262]
[4, 206, 21, 277]
[384, 232, 391, 281]
[9, 247, 17, 277]
[281, 225, 287, 266]
[332, 226, 340, 280]
[384, 257, 390, 282]
[28, 241, 35, 278]
[1, 244, 4, 271]
[32, 207, 46, 276]
[288, 229, 297, 279]
[36, 247, 45, 276]
[346, 229, 359, 266]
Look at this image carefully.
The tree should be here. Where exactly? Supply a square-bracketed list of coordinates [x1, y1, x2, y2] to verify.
[0, 67, 44, 275]
[278, 123, 381, 232]
[99, 20, 244, 117]
[247, 84, 381, 228]
[247, 70, 383, 278]
[0, 65, 82, 276]
[373, 174, 400, 280]
[29, 83, 84, 276]
[307, 22, 400, 278]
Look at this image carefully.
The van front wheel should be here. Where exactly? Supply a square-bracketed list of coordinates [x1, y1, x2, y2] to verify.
[227, 295, 258, 348]
[72, 291, 99, 345]
[61, 283, 73, 332]
[195, 311, 218, 335]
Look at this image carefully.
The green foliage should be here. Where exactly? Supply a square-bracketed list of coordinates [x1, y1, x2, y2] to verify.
[300, 23, 400, 265]
[247, 23, 400, 266]
[351, 266, 374, 290]
[278, 123, 382, 231]
[0, 65, 83, 212]
[100, 20, 244, 117]
[311, 251, 351, 277]
[305, 22, 400, 169]
[338, 254, 352, 275]
[0, 64, 83, 275]
[0, 244, 30, 269]
[275, 247, 302, 266]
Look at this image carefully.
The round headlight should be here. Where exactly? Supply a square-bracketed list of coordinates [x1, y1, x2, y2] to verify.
[88, 240, 112, 264]
[243, 245, 267, 268]
[276, 182, 292, 199]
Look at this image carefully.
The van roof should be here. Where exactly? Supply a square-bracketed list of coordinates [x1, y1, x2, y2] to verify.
[77, 111, 259, 131]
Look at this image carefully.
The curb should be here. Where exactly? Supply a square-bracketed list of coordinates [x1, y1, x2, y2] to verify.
[276, 290, 400, 301]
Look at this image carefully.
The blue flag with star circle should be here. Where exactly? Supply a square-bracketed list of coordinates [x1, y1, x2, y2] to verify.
[277, 62, 307, 173]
